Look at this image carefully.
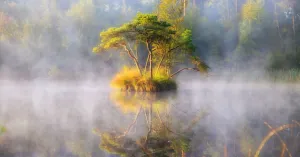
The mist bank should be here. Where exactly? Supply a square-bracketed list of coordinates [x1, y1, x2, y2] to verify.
[0, 80, 300, 156]
[0, 0, 299, 82]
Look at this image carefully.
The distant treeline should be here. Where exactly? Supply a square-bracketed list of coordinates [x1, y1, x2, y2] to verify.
[0, 0, 299, 79]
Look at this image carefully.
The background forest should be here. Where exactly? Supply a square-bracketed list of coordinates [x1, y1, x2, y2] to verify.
[0, 0, 299, 81]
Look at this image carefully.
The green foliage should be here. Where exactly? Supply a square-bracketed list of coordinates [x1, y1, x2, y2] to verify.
[180, 29, 195, 52]
[93, 13, 175, 54]
[190, 56, 210, 73]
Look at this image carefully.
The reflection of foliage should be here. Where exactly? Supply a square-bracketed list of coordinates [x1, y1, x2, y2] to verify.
[95, 129, 191, 157]
[99, 133, 128, 156]
[110, 91, 170, 113]
[0, 125, 6, 136]
[170, 138, 190, 156]
[94, 92, 204, 156]
[0, 125, 6, 146]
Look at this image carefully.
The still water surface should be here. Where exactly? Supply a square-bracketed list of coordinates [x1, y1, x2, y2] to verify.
[0, 81, 299, 157]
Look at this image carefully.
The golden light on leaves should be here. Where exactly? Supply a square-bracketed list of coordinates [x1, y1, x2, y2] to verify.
[242, 0, 263, 22]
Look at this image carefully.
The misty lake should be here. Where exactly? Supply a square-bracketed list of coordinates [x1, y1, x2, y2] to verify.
[0, 80, 300, 157]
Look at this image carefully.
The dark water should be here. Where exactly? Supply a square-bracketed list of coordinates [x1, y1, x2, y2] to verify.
[0, 80, 300, 157]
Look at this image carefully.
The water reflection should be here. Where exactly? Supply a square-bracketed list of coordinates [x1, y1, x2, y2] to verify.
[0, 83, 299, 156]
[94, 92, 208, 156]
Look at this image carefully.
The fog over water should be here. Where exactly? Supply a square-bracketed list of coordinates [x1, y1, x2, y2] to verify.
[0, 80, 299, 156]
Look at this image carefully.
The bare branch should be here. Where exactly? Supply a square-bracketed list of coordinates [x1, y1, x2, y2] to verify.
[170, 67, 199, 78]
[264, 122, 292, 157]
[254, 123, 299, 157]
[123, 45, 143, 75]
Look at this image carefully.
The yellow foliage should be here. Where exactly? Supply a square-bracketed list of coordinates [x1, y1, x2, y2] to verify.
[67, 0, 95, 21]
[157, 0, 184, 24]
[111, 66, 176, 92]
[0, 12, 20, 40]
[241, 0, 263, 22]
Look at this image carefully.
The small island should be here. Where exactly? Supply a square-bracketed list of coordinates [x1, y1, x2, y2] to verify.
[93, 13, 209, 92]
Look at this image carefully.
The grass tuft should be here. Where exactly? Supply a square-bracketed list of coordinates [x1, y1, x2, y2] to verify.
[111, 66, 177, 92]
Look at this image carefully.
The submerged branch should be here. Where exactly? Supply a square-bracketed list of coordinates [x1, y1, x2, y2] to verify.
[292, 120, 300, 126]
[264, 122, 292, 157]
[254, 123, 299, 157]
[280, 144, 286, 157]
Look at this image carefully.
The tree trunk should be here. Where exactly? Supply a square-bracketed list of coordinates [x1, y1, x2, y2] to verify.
[184, 0, 186, 17]
[150, 50, 153, 79]
[134, 60, 143, 76]
[292, 15, 295, 37]
[146, 41, 153, 79]
[123, 45, 143, 76]
[273, 1, 282, 41]
[144, 53, 150, 74]
[181, 150, 186, 157]
[155, 53, 167, 75]
[182, 0, 187, 17]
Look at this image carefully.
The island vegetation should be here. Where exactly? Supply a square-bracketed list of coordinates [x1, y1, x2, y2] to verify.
[93, 12, 209, 91]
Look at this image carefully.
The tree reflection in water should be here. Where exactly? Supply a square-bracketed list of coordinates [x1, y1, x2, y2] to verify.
[93, 91, 300, 157]
[94, 92, 208, 157]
